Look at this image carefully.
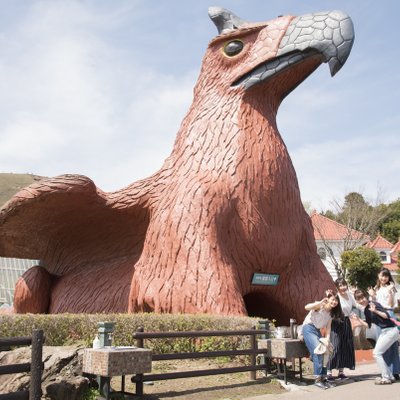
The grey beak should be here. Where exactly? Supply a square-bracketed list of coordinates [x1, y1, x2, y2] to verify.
[277, 10, 355, 76]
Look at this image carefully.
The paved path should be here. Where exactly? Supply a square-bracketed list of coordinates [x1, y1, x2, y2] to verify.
[241, 362, 399, 400]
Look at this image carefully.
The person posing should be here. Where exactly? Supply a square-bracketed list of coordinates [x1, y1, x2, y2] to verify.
[368, 267, 400, 380]
[368, 267, 397, 318]
[327, 278, 356, 380]
[353, 289, 400, 385]
[302, 292, 343, 389]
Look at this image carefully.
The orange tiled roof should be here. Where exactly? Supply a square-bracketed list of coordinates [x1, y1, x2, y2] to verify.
[366, 234, 394, 250]
[385, 262, 399, 272]
[310, 211, 369, 242]
[391, 240, 400, 263]
[391, 239, 400, 255]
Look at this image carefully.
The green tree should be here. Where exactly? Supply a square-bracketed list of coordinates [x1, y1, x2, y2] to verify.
[379, 199, 400, 243]
[343, 192, 367, 208]
[341, 247, 381, 290]
[381, 220, 400, 244]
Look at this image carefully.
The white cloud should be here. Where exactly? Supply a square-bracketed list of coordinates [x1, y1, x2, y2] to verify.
[292, 134, 400, 210]
[0, 1, 196, 190]
[0, 118, 64, 160]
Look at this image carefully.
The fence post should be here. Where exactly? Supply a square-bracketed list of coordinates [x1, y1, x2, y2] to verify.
[30, 329, 44, 400]
[250, 326, 257, 381]
[135, 327, 144, 396]
[258, 320, 270, 339]
[258, 320, 270, 376]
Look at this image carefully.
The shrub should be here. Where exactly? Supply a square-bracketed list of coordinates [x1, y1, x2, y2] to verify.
[0, 313, 267, 354]
[341, 247, 382, 290]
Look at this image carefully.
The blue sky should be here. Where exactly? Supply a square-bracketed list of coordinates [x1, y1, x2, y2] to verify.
[0, 0, 399, 210]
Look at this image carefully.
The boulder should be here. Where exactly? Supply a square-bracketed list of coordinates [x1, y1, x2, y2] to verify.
[0, 345, 91, 399]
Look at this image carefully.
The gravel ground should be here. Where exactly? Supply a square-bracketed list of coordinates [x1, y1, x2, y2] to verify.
[107, 359, 311, 400]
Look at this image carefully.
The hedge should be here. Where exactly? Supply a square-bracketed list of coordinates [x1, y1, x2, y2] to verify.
[0, 313, 269, 354]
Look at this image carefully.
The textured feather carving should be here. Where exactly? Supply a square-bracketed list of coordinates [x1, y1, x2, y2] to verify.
[0, 8, 354, 323]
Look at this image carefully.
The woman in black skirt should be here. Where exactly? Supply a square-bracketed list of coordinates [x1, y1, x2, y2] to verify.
[327, 278, 356, 380]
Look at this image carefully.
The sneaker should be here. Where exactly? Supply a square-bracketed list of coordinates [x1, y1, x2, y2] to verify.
[394, 373, 400, 381]
[323, 379, 336, 388]
[314, 377, 328, 389]
[337, 373, 349, 380]
[314, 381, 328, 389]
[374, 378, 392, 385]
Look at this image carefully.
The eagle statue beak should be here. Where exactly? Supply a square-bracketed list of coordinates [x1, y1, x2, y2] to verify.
[277, 10, 355, 77]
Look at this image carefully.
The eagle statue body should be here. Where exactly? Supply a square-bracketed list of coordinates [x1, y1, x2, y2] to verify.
[0, 8, 354, 324]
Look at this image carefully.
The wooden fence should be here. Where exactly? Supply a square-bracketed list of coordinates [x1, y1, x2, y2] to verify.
[131, 326, 271, 396]
[0, 329, 44, 400]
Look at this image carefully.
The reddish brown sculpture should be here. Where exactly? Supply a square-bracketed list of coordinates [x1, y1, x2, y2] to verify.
[13, 266, 51, 313]
[0, 8, 354, 324]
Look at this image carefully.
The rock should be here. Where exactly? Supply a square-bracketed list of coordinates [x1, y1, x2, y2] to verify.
[0, 346, 31, 393]
[0, 345, 92, 399]
[45, 376, 89, 400]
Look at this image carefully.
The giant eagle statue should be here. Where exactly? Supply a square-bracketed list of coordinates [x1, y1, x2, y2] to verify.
[0, 7, 354, 324]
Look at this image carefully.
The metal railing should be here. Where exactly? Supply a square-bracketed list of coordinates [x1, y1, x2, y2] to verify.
[0, 329, 45, 400]
[131, 326, 270, 396]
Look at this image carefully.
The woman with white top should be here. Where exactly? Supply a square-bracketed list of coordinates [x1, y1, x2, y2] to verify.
[368, 267, 397, 318]
[327, 278, 356, 380]
[302, 292, 343, 389]
[368, 267, 400, 380]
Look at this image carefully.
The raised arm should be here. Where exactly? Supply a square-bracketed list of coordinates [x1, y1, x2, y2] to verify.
[370, 302, 389, 319]
[305, 298, 327, 311]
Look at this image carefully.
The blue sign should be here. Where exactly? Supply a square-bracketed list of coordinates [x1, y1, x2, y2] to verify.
[251, 273, 280, 286]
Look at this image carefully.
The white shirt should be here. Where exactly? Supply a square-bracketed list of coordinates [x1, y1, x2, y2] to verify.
[338, 290, 357, 317]
[376, 285, 396, 309]
[303, 308, 332, 329]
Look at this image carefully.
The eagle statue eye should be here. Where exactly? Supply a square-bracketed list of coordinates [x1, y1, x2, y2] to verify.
[223, 40, 244, 57]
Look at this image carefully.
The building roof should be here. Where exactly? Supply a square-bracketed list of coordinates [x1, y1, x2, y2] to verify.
[364, 236, 398, 272]
[389, 240, 400, 269]
[391, 239, 400, 256]
[310, 211, 369, 242]
[385, 263, 399, 272]
[366, 234, 394, 250]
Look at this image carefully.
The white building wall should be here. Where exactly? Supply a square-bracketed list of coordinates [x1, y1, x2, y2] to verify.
[315, 240, 341, 281]
[315, 239, 368, 282]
